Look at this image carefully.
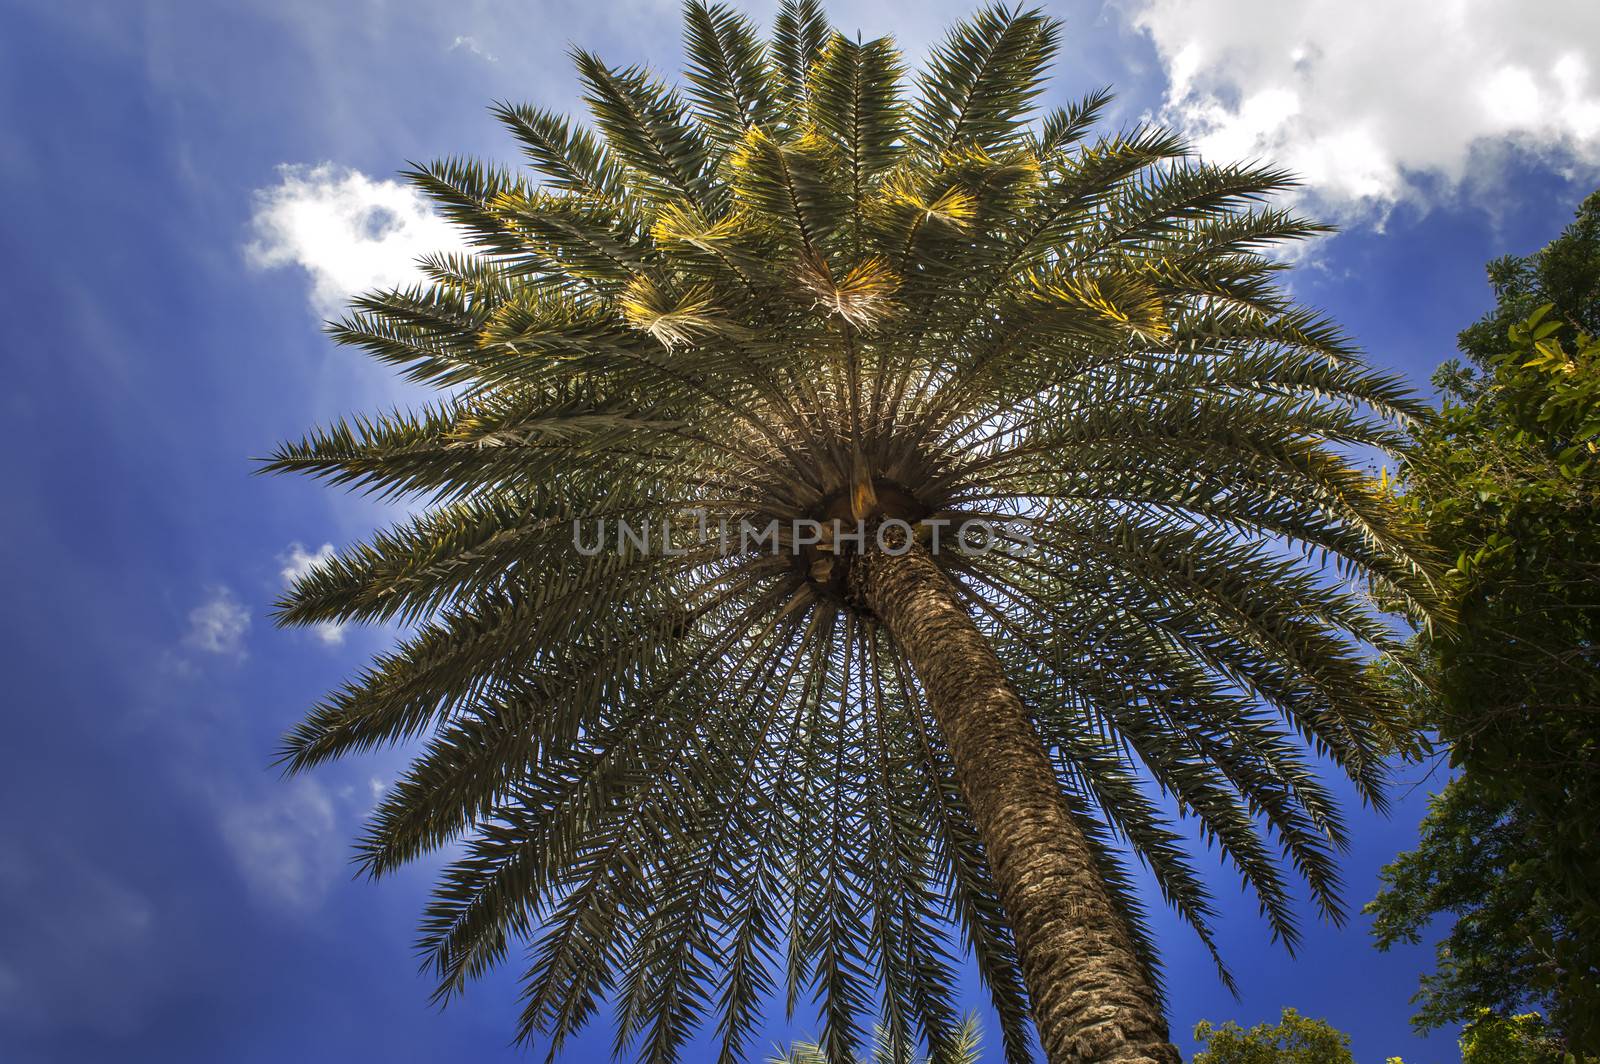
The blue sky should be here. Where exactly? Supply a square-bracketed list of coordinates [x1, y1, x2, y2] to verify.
[1, 1, 1598, 1062]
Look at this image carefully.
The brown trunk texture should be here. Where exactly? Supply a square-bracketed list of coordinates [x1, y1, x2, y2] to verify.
[858, 539, 1181, 1064]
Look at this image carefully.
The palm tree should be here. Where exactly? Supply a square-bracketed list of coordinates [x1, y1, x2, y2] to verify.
[268, 3, 1435, 1063]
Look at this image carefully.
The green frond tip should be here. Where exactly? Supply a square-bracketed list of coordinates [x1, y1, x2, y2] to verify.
[683, 1, 776, 143]
[912, 4, 1062, 157]
[772, 0, 831, 106]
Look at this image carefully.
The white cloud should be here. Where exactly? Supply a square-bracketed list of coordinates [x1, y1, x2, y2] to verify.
[183, 586, 250, 658]
[278, 540, 334, 585]
[246, 162, 467, 315]
[450, 34, 498, 63]
[219, 779, 341, 911]
[278, 541, 346, 646]
[1130, 0, 1600, 217]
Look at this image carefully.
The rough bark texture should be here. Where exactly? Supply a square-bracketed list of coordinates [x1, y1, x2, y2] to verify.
[857, 538, 1181, 1064]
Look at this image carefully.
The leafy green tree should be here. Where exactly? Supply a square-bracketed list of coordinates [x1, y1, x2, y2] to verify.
[1454, 196, 1600, 366]
[1191, 1008, 1355, 1064]
[1458, 1010, 1568, 1064]
[267, 3, 1435, 1061]
[1368, 778, 1574, 1035]
[1369, 193, 1600, 1053]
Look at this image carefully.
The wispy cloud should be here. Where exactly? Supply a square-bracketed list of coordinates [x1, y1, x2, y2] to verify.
[246, 163, 467, 315]
[450, 34, 498, 63]
[183, 586, 250, 659]
[278, 541, 346, 647]
[219, 779, 341, 912]
[1132, 0, 1600, 219]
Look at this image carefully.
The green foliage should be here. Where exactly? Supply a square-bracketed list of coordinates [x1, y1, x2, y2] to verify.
[1368, 779, 1573, 1035]
[1191, 1008, 1354, 1064]
[1453, 195, 1600, 370]
[267, 2, 1438, 1060]
[1458, 1010, 1568, 1064]
[1371, 192, 1600, 1054]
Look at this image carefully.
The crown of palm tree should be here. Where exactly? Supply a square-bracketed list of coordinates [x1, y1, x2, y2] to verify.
[268, 4, 1435, 1062]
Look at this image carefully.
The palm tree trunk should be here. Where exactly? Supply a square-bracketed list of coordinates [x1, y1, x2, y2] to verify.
[856, 537, 1180, 1064]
